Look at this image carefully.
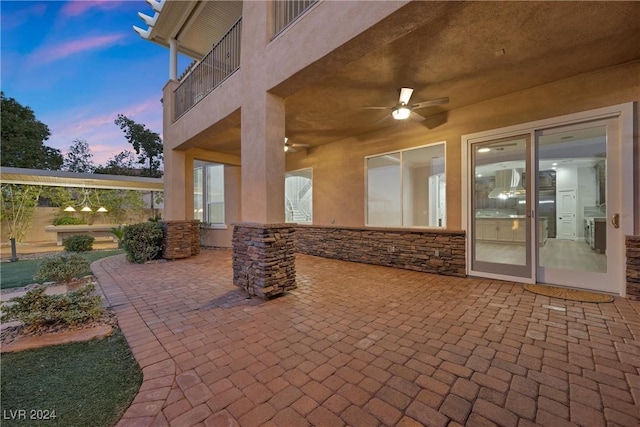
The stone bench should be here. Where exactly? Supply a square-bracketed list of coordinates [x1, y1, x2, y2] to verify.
[44, 225, 120, 246]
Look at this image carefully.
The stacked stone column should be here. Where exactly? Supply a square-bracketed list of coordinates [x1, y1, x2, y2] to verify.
[626, 235, 640, 300]
[161, 220, 201, 260]
[232, 223, 296, 299]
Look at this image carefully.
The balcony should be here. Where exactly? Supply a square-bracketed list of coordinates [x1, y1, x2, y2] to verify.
[174, 17, 242, 120]
[272, 0, 318, 38]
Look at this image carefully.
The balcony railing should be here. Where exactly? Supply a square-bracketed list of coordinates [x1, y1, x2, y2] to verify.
[272, 0, 318, 38]
[174, 17, 242, 120]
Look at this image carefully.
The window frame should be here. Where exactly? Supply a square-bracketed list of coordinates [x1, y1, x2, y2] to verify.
[194, 161, 226, 229]
[364, 141, 447, 229]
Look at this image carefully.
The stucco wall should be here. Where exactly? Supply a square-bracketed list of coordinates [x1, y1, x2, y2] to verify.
[285, 61, 640, 232]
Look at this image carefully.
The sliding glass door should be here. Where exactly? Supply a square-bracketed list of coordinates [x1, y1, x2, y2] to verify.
[467, 105, 631, 295]
[471, 135, 532, 279]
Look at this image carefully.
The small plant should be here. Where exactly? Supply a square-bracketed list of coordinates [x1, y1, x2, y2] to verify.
[1, 284, 104, 331]
[63, 235, 95, 252]
[53, 216, 86, 226]
[110, 226, 124, 248]
[34, 253, 90, 284]
[122, 222, 164, 263]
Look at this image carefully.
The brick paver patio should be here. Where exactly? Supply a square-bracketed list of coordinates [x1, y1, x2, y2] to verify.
[92, 250, 640, 427]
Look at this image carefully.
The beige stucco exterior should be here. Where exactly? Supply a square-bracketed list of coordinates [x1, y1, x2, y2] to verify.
[154, 1, 639, 248]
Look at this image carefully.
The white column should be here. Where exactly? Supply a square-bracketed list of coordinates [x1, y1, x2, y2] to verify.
[169, 38, 178, 81]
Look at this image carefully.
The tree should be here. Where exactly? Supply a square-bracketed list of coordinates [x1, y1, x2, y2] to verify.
[114, 114, 163, 177]
[0, 92, 63, 170]
[63, 139, 95, 173]
[94, 150, 138, 176]
[1, 184, 44, 241]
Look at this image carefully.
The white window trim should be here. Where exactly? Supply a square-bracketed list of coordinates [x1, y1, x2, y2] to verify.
[364, 141, 447, 229]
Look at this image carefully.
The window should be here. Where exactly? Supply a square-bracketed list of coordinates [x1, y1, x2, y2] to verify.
[366, 143, 446, 228]
[194, 161, 225, 225]
[285, 168, 313, 223]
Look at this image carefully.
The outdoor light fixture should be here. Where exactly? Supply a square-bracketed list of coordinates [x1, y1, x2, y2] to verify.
[392, 106, 411, 120]
[64, 206, 76, 212]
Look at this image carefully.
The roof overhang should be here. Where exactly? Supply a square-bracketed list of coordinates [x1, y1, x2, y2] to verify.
[0, 168, 164, 192]
[134, 0, 243, 60]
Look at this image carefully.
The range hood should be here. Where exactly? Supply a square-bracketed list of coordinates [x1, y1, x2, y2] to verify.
[488, 169, 526, 199]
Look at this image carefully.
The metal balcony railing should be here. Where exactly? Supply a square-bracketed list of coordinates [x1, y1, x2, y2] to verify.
[272, 0, 318, 38]
[174, 17, 242, 120]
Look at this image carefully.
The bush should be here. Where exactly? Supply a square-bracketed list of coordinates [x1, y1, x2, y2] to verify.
[53, 216, 86, 226]
[34, 253, 90, 284]
[122, 222, 164, 264]
[63, 234, 95, 252]
[1, 284, 104, 331]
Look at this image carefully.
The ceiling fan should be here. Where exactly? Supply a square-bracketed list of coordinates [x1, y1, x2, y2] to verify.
[284, 137, 310, 153]
[363, 87, 449, 123]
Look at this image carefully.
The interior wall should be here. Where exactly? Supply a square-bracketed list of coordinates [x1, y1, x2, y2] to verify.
[286, 61, 640, 231]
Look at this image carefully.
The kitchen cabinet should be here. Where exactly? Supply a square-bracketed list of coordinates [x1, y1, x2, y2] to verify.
[593, 218, 606, 253]
[476, 218, 547, 245]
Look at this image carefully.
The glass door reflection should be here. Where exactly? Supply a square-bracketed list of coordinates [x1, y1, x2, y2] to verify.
[472, 135, 531, 278]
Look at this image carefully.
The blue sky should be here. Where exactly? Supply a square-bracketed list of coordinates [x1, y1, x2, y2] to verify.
[1, 0, 189, 165]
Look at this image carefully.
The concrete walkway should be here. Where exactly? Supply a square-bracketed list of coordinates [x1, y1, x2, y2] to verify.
[92, 250, 640, 427]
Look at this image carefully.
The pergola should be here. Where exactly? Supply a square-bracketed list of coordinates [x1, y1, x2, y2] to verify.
[0, 167, 163, 191]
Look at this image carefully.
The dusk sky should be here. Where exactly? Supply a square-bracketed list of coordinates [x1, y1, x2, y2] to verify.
[1, 0, 190, 165]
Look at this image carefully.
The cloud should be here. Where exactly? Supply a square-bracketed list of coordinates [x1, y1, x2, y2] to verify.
[60, 1, 128, 18]
[28, 33, 127, 66]
[46, 98, 163, 165]
[0, 3, 47, 30]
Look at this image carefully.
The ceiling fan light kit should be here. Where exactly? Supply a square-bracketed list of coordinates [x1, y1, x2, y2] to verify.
[392, 106, 411, 120]
[364, 87, 449, 123]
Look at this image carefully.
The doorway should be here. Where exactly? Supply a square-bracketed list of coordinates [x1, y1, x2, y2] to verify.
[465, 104, 634, 295]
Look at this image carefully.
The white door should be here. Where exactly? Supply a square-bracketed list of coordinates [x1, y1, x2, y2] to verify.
[556, 189, 576, 240]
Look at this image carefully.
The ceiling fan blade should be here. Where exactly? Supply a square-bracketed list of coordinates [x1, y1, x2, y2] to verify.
[399, 87, 414, 105]
[374, 114, 392, 125]
[362, 106, 392, 110]
[409, 111, 426, 122]
[411, 97, 449, 110]
[286, 146, 298, 153]
[291, 143, 311, 148]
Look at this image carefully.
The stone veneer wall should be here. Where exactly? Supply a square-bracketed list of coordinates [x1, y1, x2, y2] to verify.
[232, 223, 296, 299]
[191, 220, 201, 256]
[626, 235, 640, 300]
[295, 225, 466, 277]
[161, 220, 200, 260]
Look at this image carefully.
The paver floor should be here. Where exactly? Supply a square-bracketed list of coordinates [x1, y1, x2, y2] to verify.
[92, 250, 640, 427]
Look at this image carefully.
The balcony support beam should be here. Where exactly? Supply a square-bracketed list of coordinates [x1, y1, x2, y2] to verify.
[240, 92, 286, 223]
[169, 38, 178, 81]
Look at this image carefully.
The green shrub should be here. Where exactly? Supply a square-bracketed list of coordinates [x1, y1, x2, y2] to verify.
[122, 222, 164, 263]
[1, 284, 104, 331]
[63, 234, 95, 252]
[34, 253, 90, 284]
[53, 216, 86, 226]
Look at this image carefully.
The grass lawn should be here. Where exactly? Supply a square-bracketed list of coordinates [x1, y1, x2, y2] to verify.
[0, 250, 124, 290]
[1, 328, 142, 427]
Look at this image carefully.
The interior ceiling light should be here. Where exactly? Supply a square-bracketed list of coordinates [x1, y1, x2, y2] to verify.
[552, 162, 558, 166]
[478, 147, 491, 153]
[64, 206, 76, 212]
[97, 207, 108, 213]
[81, 206, 92, 212]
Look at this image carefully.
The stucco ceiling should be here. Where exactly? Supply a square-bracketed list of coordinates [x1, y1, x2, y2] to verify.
[169, 1, 640, 155]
